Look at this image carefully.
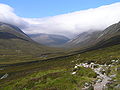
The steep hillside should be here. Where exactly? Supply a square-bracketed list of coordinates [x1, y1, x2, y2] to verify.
[66, 22, 120, 50]
[65, 30, 102, 48]
[92, 22, 120, 49]
[0, 22, 32, 42]
[0, 22, 62, 64]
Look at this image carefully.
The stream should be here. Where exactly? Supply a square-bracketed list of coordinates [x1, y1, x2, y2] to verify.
[93, 67, 111, 90]
[75, 63, 112, 90]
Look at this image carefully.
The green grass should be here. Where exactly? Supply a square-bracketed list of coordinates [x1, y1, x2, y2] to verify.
[0, 38, 67, 64]
[75, 44, 120, 64]
[0, 67, 96, 90]
[0, 44, 120, 89]
[106, 64, 120, 89]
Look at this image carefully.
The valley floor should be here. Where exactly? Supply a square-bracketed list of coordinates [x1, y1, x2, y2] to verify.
[0, 44, 120, 90]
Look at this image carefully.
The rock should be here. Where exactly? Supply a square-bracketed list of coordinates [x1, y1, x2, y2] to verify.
[103, 85, 108, 90]
[113, 79, 117, 82]
[85, 83, 89, 87]
[110, 74, 116, 78]
[72, 72, 76, 75]
[107, 81, 113, 85]
[71, 61, 74, 63]
[101, 70, 106, 74]
[116, 60, 119, 63]
[0, 73, 8, 79]
[115, 84, 120, 89]
[83, 83, 94, 90]
[96, 79, 102, 83]
[111, 60, 115, 62]
[93, 65, 99, 68]
[74, 65, 78, 68]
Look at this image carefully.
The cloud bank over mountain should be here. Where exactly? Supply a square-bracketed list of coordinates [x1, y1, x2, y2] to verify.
[0, 2, 120, 38]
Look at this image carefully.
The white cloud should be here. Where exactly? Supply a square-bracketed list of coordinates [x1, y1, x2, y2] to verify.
[0, 4, 29, 29]
[0, 2, 120, 38]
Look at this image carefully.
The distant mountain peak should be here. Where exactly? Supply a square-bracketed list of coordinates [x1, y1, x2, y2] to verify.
[0, 22, 33, 42]
[29, 33, 70, 47]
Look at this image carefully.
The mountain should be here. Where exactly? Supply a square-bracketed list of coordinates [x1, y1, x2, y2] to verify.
[65, 21, 120, 50]
[1, 39, 120, 90]
[65, 30, 102, 49]
[29, 33, 70, 46]
[1, 23, 120, 90]
[0, 22, 61, 64]
[0, 22, 33, 42]
[91, 22, 120, 49]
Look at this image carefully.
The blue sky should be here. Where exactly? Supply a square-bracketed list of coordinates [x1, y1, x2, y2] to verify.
[0, 0, 120, 18]
[0, 0, 120, 37]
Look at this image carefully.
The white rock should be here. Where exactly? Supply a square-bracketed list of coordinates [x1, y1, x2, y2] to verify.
[74, 66, 78, 68]
[116, 60, 118, 62]
[0, 73, 8, 79]
[72, 72, 76, 75]
[111, 60, 115, 62]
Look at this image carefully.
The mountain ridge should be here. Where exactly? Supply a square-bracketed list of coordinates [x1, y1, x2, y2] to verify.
[65, 21, 120, 51]
[0, 22, 63, 64]
[29, 33, 70, 46]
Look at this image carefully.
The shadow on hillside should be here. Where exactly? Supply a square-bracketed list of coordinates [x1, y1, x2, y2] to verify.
[0, 32, 28, 41]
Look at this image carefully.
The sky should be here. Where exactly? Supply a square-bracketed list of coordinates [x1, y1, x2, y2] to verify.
[0, 0, 120, 18]
[0, 0, 120, 38]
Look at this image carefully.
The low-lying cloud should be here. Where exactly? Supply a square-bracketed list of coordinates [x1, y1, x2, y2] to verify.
[0, 2, 120, 38]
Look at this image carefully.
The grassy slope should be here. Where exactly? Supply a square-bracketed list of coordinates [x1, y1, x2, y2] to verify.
[76, 44, 120, 64]
[0, 23, 66, 64]
[0, 38, 66, 64]
[0, 44, 120, 89]
[106, 64, 120, 89]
